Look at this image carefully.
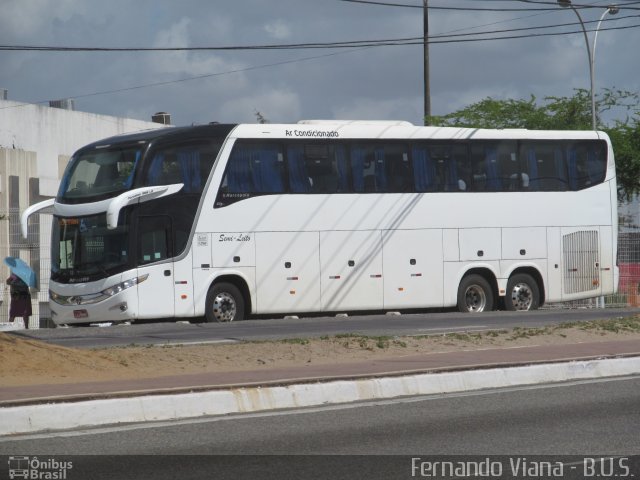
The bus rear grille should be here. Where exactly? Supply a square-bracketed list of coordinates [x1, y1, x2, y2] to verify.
[563, 230, 599, 295]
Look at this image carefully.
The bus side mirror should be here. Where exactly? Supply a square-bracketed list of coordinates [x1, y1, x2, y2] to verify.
[20, 198, 55, 239]
[106, 183, 184, 230]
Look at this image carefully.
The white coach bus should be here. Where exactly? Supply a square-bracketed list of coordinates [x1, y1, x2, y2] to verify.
[22, 120, 618, 325]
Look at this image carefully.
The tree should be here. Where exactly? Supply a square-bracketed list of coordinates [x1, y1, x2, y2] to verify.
[607, 120, 640, 201]
[428, 89, 640, 199]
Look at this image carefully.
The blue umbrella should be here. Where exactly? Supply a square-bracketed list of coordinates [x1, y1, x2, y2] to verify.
[4, 257, 36, 288]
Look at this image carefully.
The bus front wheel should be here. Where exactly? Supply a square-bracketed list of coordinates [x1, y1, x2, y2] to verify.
[205, 282, 245, 322]
[504, 274, 540, 311]
[457, 274, 494, 313]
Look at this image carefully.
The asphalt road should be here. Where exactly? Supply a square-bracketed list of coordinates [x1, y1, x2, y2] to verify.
[12, 307, 640, 348]
[1, 376, 639, 479]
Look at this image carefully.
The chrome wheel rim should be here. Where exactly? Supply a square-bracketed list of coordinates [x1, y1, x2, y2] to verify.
[212, 292, 236, 322]
[464, 285, 487, 312]
[510, 282, 533, 310]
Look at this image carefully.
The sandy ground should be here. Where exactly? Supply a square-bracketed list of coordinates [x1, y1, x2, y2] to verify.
[1, 318, 640, 387]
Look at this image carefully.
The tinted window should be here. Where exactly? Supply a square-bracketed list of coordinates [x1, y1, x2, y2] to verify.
[215, 138, 608, 206]
[144, 141, 220, 194]
[138, 215, 172, 265]
[471, 142, 519, 192]
[287, 143, 350, 194]
[521, 143, 568, 191]
[228, 143, 285, 194]
[350, 144, 411, 193]
[568, 141, 607, 190]
[413, 144, 469, 192]
[58, 146, 142, 201]
[521, 140, 606, 191]
[51, 212, 131, 283]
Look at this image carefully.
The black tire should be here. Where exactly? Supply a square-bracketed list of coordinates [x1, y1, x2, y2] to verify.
[205, 282, 245, 322]
[504, 273, 540, 311]
[457, 274, 494, 313]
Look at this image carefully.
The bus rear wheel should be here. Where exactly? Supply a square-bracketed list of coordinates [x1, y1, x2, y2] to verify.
[505, 274, 540, 311]
[457, 274, 494, 313]
[205, 282, 245, 322]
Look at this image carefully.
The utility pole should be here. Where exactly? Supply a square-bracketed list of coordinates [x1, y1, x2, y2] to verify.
[423, 0, 431, 125]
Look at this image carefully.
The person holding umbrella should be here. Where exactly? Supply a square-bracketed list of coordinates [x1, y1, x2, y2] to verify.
[4, 257, 36, 329]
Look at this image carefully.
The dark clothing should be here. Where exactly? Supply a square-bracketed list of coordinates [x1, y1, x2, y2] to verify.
[9, 295, 32, 317]
[7, 274, 32, 317]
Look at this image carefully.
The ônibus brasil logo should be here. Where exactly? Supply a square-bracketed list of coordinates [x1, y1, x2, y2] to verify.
[7, 456, 73, 479]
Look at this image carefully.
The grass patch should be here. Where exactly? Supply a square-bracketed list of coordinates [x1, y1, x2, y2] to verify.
[568, 316, 640, 334]
[282, 338, 310, 345]
[323, 333, 407, 350]
[442, 332, 484, 342]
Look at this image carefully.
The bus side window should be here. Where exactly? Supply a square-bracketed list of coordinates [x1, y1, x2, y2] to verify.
[452, 145, 470, 191]
[496, 142, 520, 191]
[224, 143, 285, 194]
[308, 150, 340, 194]
[145, 143, 215, 194]
[333, 146, 348, 192]
[287, 145, 311, 193]
[351, 146, 368, 193]
[138, 215, 172, 265]
[471, 144, 501, 191]
[351, 144, 411, 193]
[385, 145, 412, 193]
[522, 143, 567, 191]
[373, 147, 388, 192]
[412, 145, 437, 192]
[568, 142, 607, 190]
[285, 143, 349, 194]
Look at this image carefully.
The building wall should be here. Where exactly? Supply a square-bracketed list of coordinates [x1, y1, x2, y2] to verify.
[0, 99, 166, 197]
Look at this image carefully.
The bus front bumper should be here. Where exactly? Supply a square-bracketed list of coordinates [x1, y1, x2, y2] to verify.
[49, 280, 140, 326]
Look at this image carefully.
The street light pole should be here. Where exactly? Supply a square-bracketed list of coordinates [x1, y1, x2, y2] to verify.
[558, 0, 596, 129]
[557, 1, 619, 130]
[592, 5, 619, 105]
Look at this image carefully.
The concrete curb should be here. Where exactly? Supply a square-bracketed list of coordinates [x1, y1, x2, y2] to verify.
[2, 356, 639, 436]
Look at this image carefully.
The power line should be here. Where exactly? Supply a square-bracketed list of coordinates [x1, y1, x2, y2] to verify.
[515, 0, 640, 8]
[338, 0, 562, 11]
[338, 0, 640, 11]
[2, 19, 637, 111]
[0, 14, 638, 52]
[0, 47, 379, 110]
[2, 1, 637, 110]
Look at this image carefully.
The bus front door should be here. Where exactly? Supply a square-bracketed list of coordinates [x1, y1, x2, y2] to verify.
[136, 215, 176, 319]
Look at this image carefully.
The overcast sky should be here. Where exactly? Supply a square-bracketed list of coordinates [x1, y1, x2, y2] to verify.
[1, 0, 639, 127]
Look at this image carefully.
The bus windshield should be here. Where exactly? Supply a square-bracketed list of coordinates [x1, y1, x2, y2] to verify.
[58, 146, 143, 201]
[51, 213, 131, 282]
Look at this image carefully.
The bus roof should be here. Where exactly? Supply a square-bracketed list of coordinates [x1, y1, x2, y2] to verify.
[79, 121, 608, 151]
[230, 122, 607, 142]
[80, 123, 238, 149]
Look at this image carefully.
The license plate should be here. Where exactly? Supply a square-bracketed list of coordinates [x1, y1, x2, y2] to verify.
[73, 309, 88, 319]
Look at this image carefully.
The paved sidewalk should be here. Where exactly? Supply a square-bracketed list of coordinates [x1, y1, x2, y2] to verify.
[2, 338, 639, 406]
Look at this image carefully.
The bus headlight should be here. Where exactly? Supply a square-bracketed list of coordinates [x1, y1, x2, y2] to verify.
[101, 274, 149, 297]
[49, 274, 149, 306]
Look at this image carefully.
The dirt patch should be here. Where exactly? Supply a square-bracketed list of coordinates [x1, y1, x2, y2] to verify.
[1, 317, 640, 387]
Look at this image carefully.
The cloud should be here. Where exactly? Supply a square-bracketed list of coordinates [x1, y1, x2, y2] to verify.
[217, 89, 301, 123]
[0, 0, 84, 38]
[331, 97, 422, 123]
[264, 20, 292, 40]
[0, 0, 637, 127]
[147, 17, 248, 91]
